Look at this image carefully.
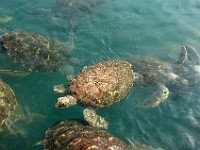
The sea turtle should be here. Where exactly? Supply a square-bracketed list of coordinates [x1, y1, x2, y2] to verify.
[0, 70, 30, 135]
[42, 120, 164, 150]
[28, 0, 106, 29]
[0, 29, 76, 75]
[43, 120, 130, 150]
[53, 60, 135, 129]
[124, 44, 200, 108]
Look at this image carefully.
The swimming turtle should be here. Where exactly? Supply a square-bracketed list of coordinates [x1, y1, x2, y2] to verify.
[0, 71, 30, 135]
[53, 60, 135, 129]
[28, 0, 106, 29]
[43, 120, 130, 150]
[125, 44, 200, 108]
[0, 29, 75, 75]
[42, 120, 164, 150]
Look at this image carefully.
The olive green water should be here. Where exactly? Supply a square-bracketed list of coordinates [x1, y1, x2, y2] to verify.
[1, 0, 200, 149]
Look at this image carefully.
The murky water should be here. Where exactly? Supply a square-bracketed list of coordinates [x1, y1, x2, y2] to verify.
[1, 0, 200, 149]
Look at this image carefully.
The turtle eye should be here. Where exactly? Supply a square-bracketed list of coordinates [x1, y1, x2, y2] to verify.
[59, 102, 65, 107]
[163, 90, 168, 95]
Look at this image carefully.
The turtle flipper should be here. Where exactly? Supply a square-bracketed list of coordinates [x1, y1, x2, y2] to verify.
[0, 16, 13, 24]
[0, 70, 30, 77]
[83, 108, 108, 129]
[27, 8, 51, 16]
[4, 118, 17, 135]
[177, 44, 188, 65]
[138, 84, 169, 108]
[53, 84, 66, 94]
[181, 44, 200, 65]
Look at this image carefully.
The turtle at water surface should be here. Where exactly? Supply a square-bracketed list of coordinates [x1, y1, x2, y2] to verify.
[43, 120, 164, 150]
[0, 29, 75, 74]
[54, 60, 135, 129]
[0, 70, 31, 135]
[0, 79, 16, 127]
[125, 44, 200, 108]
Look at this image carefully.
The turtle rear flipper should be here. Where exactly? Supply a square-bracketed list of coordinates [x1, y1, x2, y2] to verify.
[0, 16, 13, 24]
[4, 118, 17, 135]
[138, 84, 169, 108]
[180, 44, 200, 66]
[83, 108, 108, 129]
[0, 70, 30, 77]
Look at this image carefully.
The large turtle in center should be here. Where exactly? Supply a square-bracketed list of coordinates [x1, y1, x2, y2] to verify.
[125, 44, 200, 108]
[0, 29, 75, 74]
[53, 60, 135, 129]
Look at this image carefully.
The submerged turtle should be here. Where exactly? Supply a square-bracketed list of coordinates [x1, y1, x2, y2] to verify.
[28, 0, 106, 28]
[43, 120, 164, 150]
[125, 44, 200, 108]
[0, 70, 30, 135]
[0, 29, 75, 74]
[53, 60, 135, 129]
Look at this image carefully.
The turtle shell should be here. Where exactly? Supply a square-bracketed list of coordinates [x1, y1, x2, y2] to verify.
[126, 56, 173, 85]
[52, 0, 105, 21]
[69, 60, 135, 108]
[0, 30, 70, 72]
[43, 121, 130, 150]
[0, 79, 16, 125]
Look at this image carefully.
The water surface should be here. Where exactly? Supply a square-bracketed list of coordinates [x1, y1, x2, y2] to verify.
[1, 0, 200, 149]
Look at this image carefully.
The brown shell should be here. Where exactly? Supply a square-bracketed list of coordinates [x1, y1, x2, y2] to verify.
[69, 60, 135, 108]
[43, 121, 130, 150]
[0, 80, 16, 125]
[0, 30, 69, 72]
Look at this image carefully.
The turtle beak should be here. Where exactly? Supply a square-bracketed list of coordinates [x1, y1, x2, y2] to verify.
[55, 100, 66, 108]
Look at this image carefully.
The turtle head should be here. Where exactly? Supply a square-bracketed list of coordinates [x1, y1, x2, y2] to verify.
[55, 95, 77, 108]
[156, 84, 169, 102]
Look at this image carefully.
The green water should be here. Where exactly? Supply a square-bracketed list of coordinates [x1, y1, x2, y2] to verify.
[1, 0, 200, 149]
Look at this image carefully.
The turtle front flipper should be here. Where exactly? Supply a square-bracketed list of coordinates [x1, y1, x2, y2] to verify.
[53, 84, 66, 94]
[177, 44, 188, 65]
[0, 70, 30, 77]
[138, 84, 169, 108]
[83, 108, 108, 129]
[180, 44, 200, 65]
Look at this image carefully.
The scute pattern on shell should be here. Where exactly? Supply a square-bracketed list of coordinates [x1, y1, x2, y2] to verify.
[43, 121, 129, 150]
[1, 30, 69, 72]
[69, 60, 134, 108]
[127, 56, 172, 85]
[0, 80, 16, 125]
